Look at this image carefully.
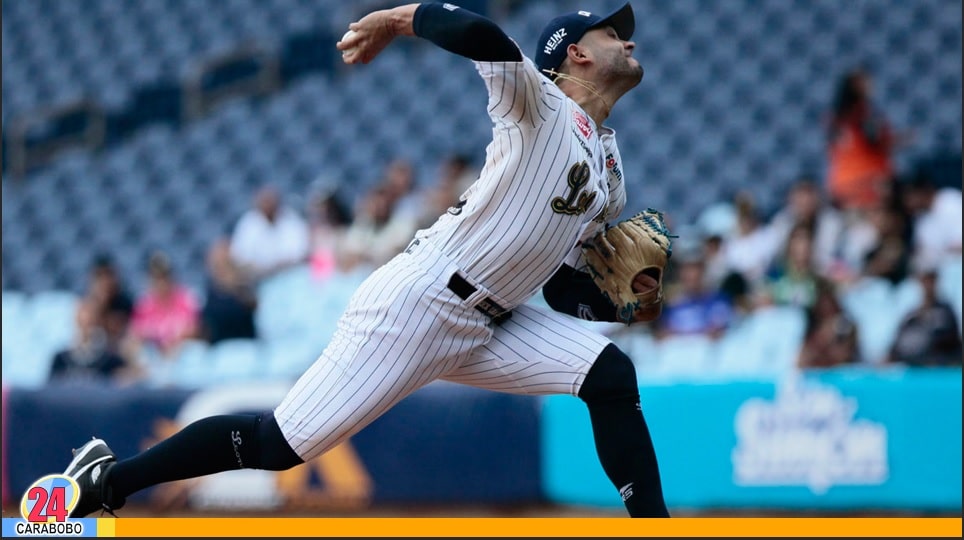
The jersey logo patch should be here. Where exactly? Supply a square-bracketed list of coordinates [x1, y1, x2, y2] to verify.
[573, 111, 593, 139]
[577, 303, 597, 321]
[605, 152, 623, 182]
[551, 161, 597, 216]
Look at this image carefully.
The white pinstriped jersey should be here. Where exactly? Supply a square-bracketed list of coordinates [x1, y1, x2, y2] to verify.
[275, 53, 629, 460]
[417, 54, 627, 308]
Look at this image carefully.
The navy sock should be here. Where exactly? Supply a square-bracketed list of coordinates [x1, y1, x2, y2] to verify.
[579, 344, 670, 517]
[108, 412, 303, 504]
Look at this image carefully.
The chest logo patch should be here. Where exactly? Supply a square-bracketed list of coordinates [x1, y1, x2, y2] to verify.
[551, 161, 597, 216]
[573, 111, 593, 139]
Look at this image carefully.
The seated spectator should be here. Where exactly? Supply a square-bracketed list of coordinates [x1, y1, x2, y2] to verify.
[860, 194, 914, 286]
[379, 157, 421, 223]
[200, 239, 258, 344]
[412, 153, 479, 230]
[796, 282, 861, 369]
[886, 257, 963, 367]
[767, 177, 847, 280]
[338, 185, 417, 272]
[719, 269, 753, 317]
[84, 253, 134, 337]
[306, 185, 353, 282]
[700, 232, 729, 292]
[838, 181, 914, 286]
[901, 171, 963, 265]
[49, 301, 141, 385]
[131, 252, 200, 357]
[720, 192, 782, 290]
[230, 184, 311, 283]
[759, 224, 827, 310]
[438, 153, 478, 195]
[654, 248, 735, 340]
[82, 253, 140, 365]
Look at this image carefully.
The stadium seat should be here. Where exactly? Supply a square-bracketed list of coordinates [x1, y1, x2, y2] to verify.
[2, 289, 27, 318]
[255, 265, 314, 342]
[840, 277, 892, 320]
[1, 290, 29, 344]
[1, 335, 57, 390]
[716, 305, 806, 376]
[2, 0, 961, 387]
[167, 338, 214, 389]
[25, 290, 79, 353]
[262, 336, 320, 382]
[856, 308, 903, 365]
[208, 338, 264, 384]
[713, 316, 771, 378]
[937, 256, 963, 328]
[747, 305, 807, 375]
[893, 277, 925, 322]
[646, 334, 716, 383]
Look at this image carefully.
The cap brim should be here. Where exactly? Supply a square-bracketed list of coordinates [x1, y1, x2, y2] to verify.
[591, 2, 635, 41]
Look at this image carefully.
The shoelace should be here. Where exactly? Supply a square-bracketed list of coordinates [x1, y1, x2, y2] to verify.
[99, 503, 118, 518]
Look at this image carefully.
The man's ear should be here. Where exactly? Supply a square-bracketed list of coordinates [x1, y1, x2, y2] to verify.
[565, 43, 591, 67]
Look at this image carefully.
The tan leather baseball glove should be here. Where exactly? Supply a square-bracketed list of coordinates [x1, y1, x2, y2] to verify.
[581, 208, 675, 324]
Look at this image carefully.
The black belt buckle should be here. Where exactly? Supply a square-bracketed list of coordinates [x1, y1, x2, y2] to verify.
[447, 273, 512, 325]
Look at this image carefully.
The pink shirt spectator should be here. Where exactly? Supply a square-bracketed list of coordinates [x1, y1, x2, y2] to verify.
[131, 286, 199, 353]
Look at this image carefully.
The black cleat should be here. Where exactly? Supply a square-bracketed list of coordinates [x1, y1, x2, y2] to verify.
[62, 438, 124, 517]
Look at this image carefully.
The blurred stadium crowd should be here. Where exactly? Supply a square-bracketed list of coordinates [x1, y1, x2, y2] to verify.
[2, 0, 961, 390]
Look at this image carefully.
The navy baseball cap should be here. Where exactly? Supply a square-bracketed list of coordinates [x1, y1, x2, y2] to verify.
[535, 2, 636, 75]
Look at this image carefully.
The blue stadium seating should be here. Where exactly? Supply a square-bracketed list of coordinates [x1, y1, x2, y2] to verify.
[1, 0, 961, 387]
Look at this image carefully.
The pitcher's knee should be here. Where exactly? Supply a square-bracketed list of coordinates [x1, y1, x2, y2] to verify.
[256, 412, 305, 471]
[578, 344, 639, 402]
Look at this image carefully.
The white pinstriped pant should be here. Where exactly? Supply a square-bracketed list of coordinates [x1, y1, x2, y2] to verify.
[274, 240, 612, 461]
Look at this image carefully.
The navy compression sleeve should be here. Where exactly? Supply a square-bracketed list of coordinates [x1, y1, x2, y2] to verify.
[542, 264, 620, 323]
[412, 2, 522, 62]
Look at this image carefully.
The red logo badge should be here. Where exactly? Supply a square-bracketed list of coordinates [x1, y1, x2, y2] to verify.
[573, 111, 592, 139]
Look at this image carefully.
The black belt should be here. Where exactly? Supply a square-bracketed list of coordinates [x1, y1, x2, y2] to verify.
[447, 273, 512, 325]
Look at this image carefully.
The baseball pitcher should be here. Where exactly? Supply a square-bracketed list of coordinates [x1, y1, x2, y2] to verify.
[59, 1, 673, 518]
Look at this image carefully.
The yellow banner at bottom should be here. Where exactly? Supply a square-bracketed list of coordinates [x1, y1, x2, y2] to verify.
[102, 517, 962, 537]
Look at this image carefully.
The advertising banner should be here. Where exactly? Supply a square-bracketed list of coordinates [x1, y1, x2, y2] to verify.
[3, 381, 542, 511]
[543, 368, 962, 511]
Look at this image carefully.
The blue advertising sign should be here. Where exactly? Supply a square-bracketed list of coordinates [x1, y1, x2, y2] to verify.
[542, 368, 962, 511]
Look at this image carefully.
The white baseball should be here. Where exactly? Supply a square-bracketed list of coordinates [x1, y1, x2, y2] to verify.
[341, 30, 358, 56]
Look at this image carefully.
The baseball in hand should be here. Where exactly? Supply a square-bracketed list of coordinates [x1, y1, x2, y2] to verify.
[340, 30, 358, 56]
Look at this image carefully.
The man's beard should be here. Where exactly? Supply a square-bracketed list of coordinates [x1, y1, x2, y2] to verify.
[621, 59, 644, 86]
[604, 53, 644, 89]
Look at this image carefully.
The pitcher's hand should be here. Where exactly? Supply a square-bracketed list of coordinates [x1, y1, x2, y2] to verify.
[337, 4, 418, 65]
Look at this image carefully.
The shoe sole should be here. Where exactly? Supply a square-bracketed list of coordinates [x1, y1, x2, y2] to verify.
[63, 439, 114, 479]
